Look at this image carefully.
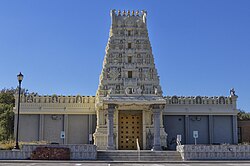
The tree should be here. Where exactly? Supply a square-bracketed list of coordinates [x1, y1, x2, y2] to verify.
[0, 104, 14, 140]
[0, 89, 15, 105]
[0, 88, 16, 141]
[237, 110, 250, 121]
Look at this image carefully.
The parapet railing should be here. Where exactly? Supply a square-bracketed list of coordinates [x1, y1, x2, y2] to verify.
[16, 94, 95, 104]
[164, 95, 236, 105]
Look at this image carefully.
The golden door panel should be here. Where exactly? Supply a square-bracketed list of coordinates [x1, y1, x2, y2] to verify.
[118, 111, 142, 150]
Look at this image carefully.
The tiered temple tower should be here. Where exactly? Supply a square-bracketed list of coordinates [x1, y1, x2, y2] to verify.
[94, 10, 167, 150]
[96, 10, 162, 97]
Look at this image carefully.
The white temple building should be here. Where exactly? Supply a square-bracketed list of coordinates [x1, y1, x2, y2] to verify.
[14, 10, 238, 150]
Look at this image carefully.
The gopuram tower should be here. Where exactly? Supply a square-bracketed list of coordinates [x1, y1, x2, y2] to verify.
[94, 10, 167, 150]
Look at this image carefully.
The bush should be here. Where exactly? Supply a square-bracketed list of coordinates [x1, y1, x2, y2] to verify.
[0, 140, 49, 150]
[0, 140, 15, 150]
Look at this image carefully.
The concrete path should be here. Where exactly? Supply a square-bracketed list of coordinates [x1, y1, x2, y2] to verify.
[1, 160, 250, 166]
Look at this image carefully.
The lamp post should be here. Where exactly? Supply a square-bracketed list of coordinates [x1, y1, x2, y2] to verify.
[13, 72, 23, 150]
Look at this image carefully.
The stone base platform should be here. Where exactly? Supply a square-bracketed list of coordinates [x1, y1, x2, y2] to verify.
[0, 144, 97, 160]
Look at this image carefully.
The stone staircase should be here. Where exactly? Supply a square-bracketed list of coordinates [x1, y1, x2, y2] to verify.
[97, 150, 182, 161]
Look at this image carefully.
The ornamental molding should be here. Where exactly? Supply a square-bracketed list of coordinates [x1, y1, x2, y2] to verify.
[164, 95, 237, 105]
[16, 94, 95, 104]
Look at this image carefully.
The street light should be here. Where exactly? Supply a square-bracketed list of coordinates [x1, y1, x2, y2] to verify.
[13, 72, 23, 150]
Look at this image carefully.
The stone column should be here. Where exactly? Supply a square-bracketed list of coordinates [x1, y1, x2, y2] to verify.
[107, 104, 116, 150]
[230, 93, 238, 144]
[151, 104, 164, 151]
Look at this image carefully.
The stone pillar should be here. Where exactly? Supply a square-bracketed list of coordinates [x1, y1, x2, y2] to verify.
[107, 104, 116, 150]
[232, 115, 238, 144]
[151, 104, 164, 151]
[185, 115, 189, 144]
[230, 93, 238, 144]
[209, 115, 213, 144]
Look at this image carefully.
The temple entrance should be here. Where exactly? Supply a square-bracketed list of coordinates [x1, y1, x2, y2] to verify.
[118, 110, 142, 150]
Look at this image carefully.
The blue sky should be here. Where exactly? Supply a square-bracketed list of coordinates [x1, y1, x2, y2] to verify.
[0, 0, 249, 111]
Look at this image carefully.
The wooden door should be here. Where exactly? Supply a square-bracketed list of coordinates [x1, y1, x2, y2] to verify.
[118, 111, 142, 150]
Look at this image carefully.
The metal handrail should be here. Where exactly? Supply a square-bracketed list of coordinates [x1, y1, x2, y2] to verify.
[136, 138, 140, 161]
[177, 137, 181, 146]
[136, 138, 140, 150]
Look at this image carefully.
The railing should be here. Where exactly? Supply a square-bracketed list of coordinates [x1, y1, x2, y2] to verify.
[164, 95, 234, 105]
[17, 94, 96, 104]
[136, 138, 140, 161]
[177, 136, 181, 146]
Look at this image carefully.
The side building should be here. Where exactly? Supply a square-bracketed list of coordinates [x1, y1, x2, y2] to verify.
[14, 95, 97, 144]
[14, 10, 239, 150]
[14, 93, 238, 150]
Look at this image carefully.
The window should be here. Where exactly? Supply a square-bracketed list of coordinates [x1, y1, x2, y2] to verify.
[128, 71, 132, 78]
[128, 30, 131, 36]
[128, 56, 132, 63]
[128, 43, 132, 49]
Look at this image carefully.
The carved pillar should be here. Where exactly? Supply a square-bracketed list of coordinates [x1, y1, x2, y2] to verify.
[230, 94, 238, 110]
[151, 104, 164, 151]
[107, 104, 116, 150]
[230, 94, 238, 144]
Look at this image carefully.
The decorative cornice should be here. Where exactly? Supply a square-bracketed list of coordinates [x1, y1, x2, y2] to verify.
[15, 94, 95, 104]
[16, 94, 236, 106]
[164, 95, 236, 105]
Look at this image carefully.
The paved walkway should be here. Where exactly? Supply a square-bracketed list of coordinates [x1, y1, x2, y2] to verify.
[1, 160, 250, 166]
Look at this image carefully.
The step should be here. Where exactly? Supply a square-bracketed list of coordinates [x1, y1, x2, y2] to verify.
[97, 150, 182, 161]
